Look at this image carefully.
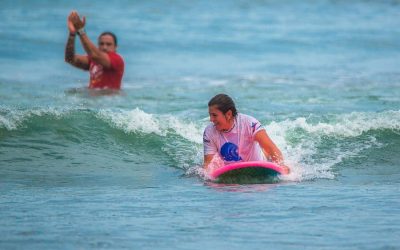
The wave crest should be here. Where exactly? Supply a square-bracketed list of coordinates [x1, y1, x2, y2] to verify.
[0, 106, 69, 130]
[97, 108, 203, 143]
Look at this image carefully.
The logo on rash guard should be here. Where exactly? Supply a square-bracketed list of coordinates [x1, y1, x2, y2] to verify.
[90, 64, 103, 82]
[251, 122, 261, 133]
[220, 142, 242, 162]
[203, 132, 210, 143]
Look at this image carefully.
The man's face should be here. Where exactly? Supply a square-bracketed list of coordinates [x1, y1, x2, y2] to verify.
[98, 35, 116, 53]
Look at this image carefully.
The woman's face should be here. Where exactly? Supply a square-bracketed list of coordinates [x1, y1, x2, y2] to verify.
[208, 105, 233, 131]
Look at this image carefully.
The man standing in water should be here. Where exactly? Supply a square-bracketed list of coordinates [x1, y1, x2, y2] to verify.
[65, 11, 124, 90]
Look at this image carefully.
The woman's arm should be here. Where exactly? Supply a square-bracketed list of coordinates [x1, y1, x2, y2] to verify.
[204, 154, 214, 171]
[255, 129, 290, 173]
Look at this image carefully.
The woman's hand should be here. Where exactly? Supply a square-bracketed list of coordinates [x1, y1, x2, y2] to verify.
[279, 164, 290, 174]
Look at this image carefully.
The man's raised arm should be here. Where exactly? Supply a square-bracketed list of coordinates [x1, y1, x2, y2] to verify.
[64, 11, 89, 70]
[69, 11, 111, 69]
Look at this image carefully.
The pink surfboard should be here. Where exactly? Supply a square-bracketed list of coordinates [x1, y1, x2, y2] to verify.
[209, 161, 287, 183]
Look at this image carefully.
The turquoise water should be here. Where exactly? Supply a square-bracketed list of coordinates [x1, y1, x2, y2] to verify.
[1, 0, 400, 249]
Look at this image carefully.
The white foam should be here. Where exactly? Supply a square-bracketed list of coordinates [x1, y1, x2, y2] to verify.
[161, 115, 204, 143]
[265, 110, 399, 181]
[97, 108, 205, 144]
[97, 108, 204, 170]
[269, 110, 400, 138]
[0, 114, 18, 130]
[0, 107, 68, 130]
[97, 108, 164, 135]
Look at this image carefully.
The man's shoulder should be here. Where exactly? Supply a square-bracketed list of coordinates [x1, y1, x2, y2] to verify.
[107, 51, 124, 71]
[107, 51, 124, 62]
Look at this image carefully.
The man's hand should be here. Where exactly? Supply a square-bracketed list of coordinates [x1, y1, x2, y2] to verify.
[69, 11, 86, 31]
[67, 12, 76, 34]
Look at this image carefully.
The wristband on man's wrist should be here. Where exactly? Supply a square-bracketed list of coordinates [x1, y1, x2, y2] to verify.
[77, 28, 86, 36]
[69, 32, 76, 37]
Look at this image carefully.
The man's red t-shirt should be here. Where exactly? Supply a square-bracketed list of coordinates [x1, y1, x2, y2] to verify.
[87, 52, 124, 89]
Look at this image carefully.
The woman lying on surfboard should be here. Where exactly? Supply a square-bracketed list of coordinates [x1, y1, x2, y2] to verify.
[203, 93, 290, 174]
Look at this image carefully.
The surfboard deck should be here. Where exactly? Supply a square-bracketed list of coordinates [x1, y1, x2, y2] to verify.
[209, 161, 286, 184]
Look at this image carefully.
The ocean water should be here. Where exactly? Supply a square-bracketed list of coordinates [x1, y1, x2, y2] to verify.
[1, 0, 400, 249]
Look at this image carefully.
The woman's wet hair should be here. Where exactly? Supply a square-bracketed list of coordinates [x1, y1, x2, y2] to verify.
[99, 31, 118, 46]
[208, 94, 238, 117]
